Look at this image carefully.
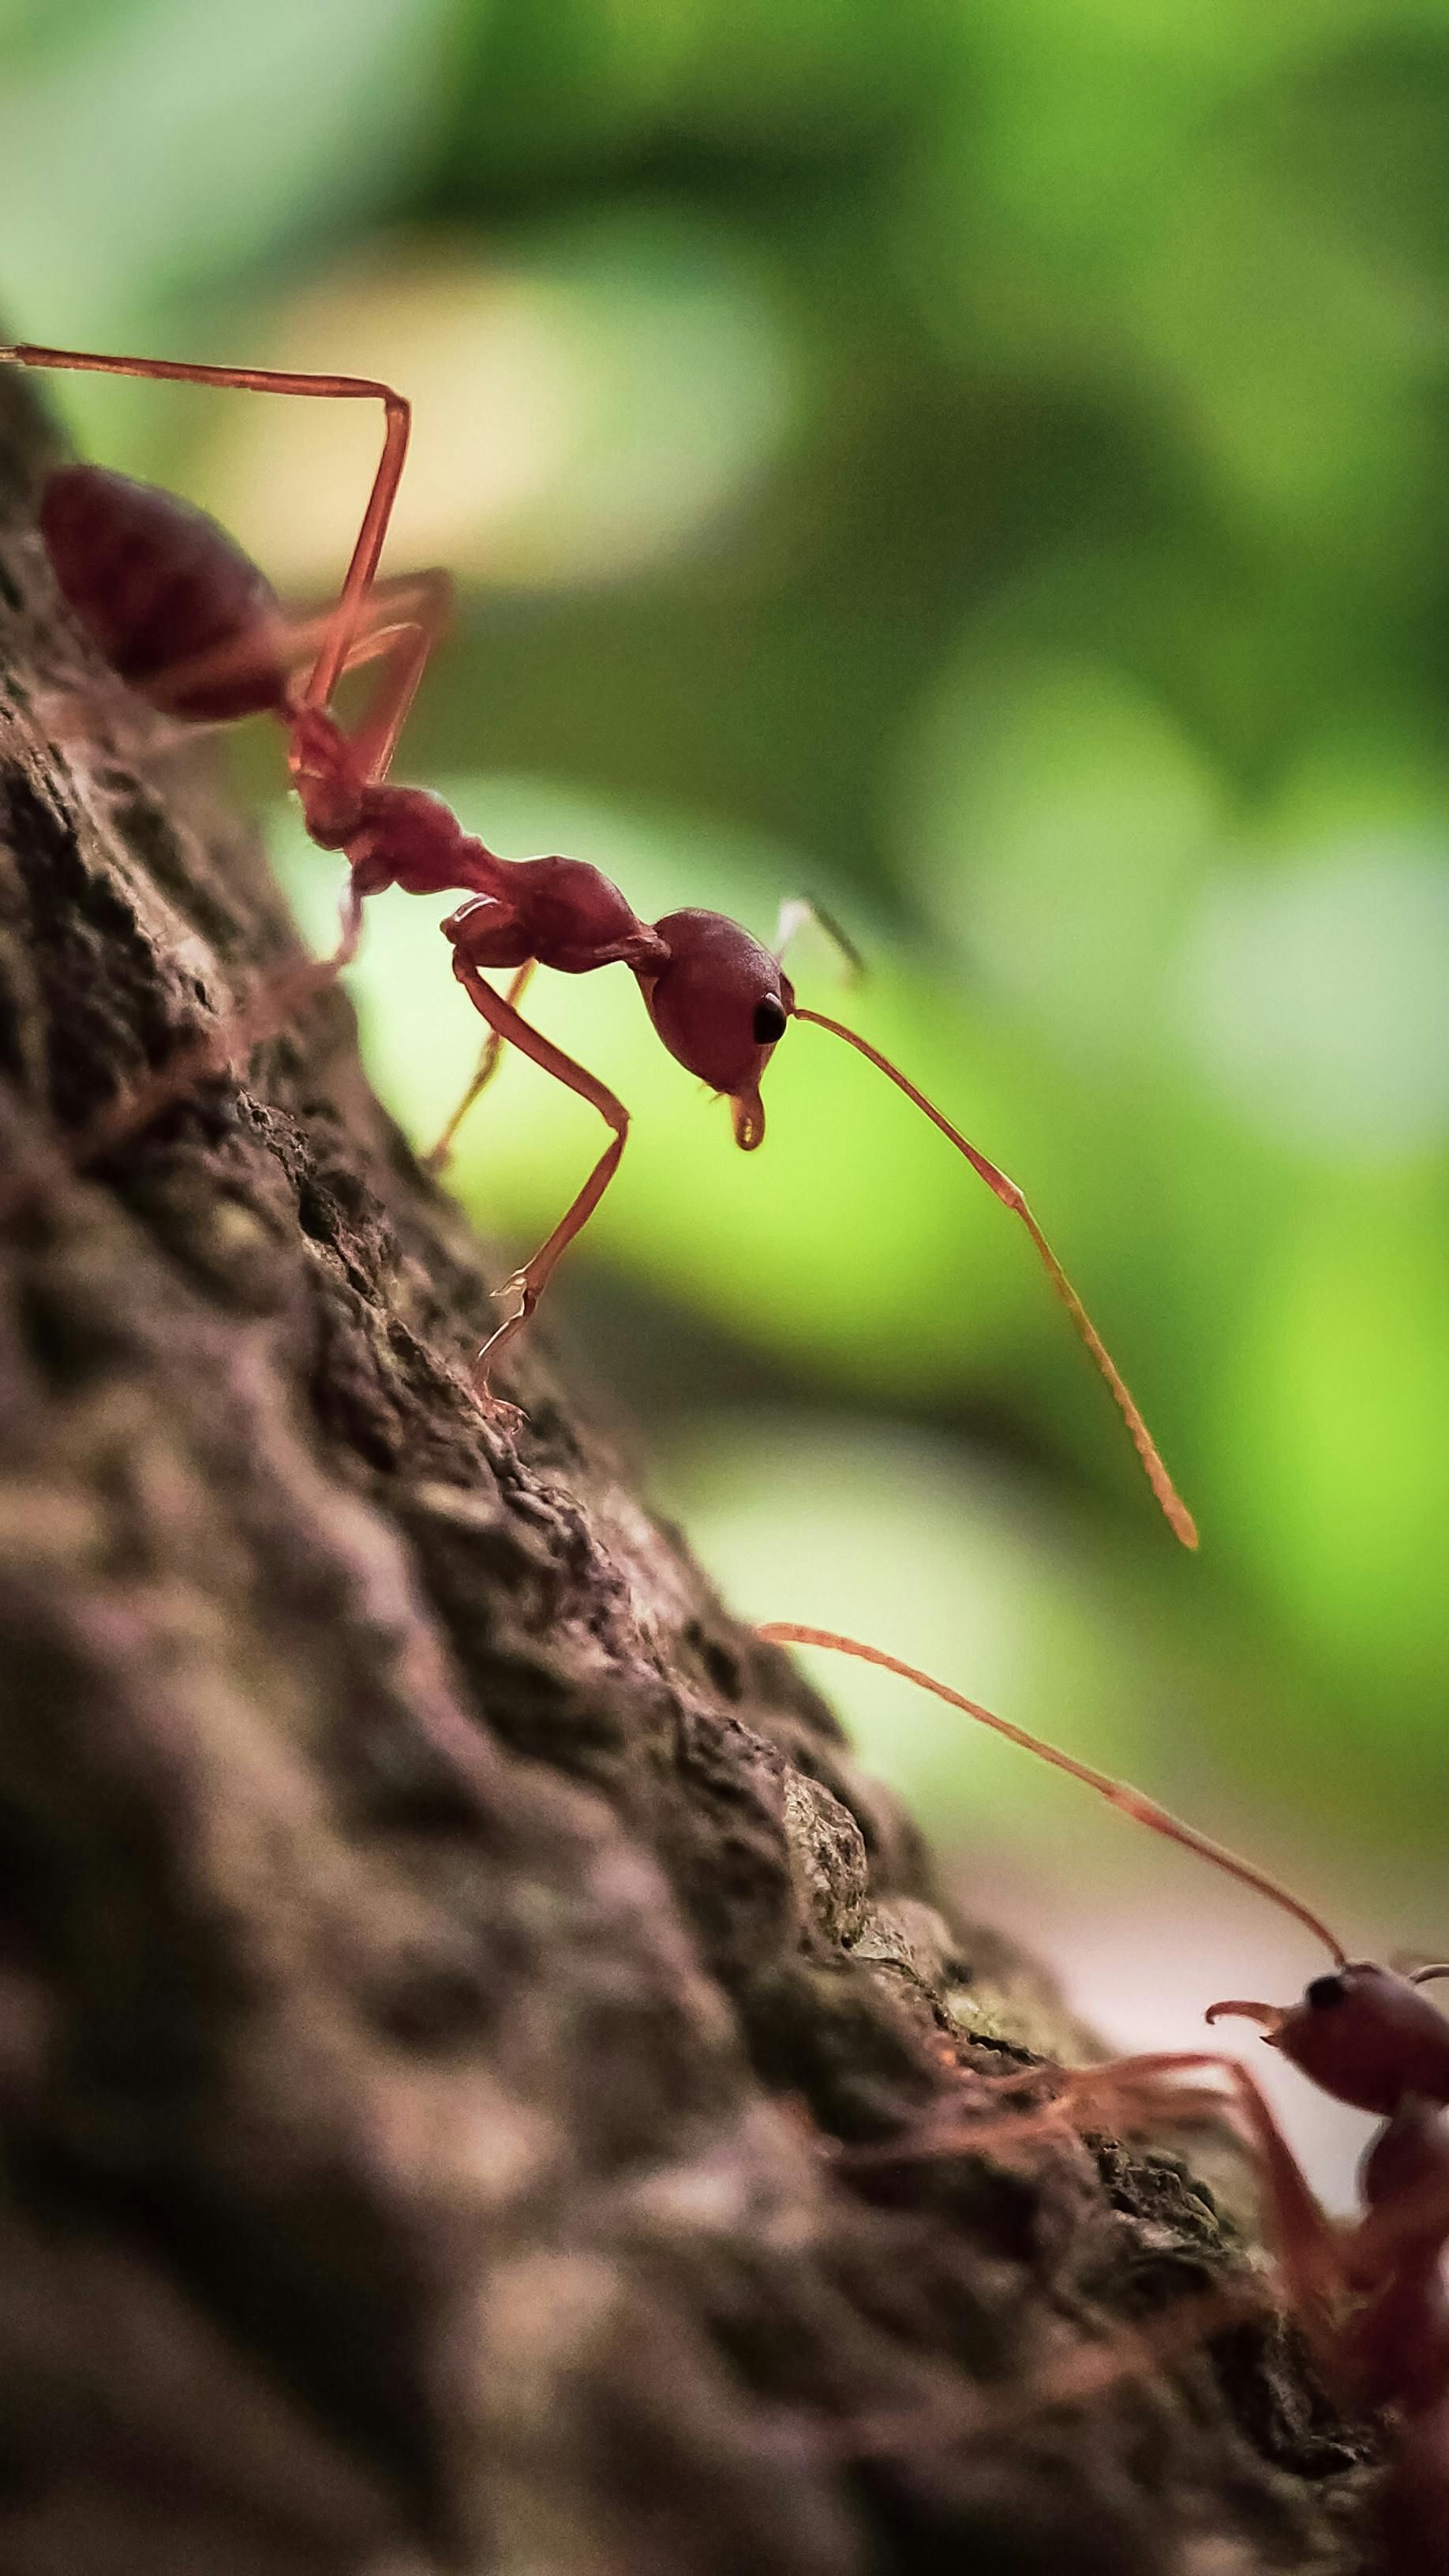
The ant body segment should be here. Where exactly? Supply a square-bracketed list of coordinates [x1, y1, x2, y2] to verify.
[2, 339, 1193, 1538]
[761, 1623, 1449, 2570]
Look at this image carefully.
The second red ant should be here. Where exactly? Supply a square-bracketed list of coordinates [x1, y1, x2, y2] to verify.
[762, 1622, 1449, 2571]
[0, 337, 1195, 1544]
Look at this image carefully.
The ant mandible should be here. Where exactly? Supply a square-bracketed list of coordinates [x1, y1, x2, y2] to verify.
[1, 338, 1195, 1544]
[761, 1623, 1449, 2571]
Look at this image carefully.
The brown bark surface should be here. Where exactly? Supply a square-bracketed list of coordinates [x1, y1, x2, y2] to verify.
[0, 363, 1372, 2574]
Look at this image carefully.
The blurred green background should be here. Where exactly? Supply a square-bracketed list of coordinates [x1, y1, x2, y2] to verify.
[5, 0, 1447, 2187]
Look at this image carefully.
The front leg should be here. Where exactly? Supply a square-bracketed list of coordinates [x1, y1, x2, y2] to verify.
[1063, 2051, 1350, 2362]
[424, 961, 537, 1174]
[844, 2047, 1350, 2372]
[448, 957, 629, 1415]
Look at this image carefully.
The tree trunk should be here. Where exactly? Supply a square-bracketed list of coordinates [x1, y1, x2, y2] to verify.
[0, 364, 1369, 2575]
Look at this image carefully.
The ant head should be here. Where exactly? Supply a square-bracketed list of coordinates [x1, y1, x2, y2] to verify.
[638, 911, 794, 1150]
[1208, 1963, 1449, 2117]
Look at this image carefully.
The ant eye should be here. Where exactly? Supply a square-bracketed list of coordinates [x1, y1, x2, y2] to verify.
[1306, 1974, 1347, 2010]
[752, 995, 788, 1046]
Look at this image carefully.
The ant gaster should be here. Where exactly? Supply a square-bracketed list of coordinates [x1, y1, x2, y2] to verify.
[1, 339, 1193, 1541]
[761, 1623, 1449, 2572]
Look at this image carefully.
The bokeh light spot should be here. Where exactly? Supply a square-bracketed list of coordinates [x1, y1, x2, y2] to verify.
[198, 219, 800, 594]
[1176, 836, 1449, 1159]
[899, 650, 1222, 1066]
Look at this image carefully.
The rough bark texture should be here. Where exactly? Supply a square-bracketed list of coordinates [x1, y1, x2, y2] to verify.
[0, 365, 1372, 2575]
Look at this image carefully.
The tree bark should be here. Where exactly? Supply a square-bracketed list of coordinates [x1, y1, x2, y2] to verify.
[0, 365, 1370, 2575]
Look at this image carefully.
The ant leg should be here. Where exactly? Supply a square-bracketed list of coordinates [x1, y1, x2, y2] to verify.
[23, 602, 446, 1177]
[448, 960, 628, 1401]
[829, 2054, 1320, 2465]
[133, 570, 445, 737]
[844, 2047, 1347, 2327]
[423, 962, 537, 1174]
[332, 875, 366, 973]
[997, 2270, 1273, 2432]
[1064, 2052, 1350, 2352]
[1, 342, 409, 715]
[95, 578, 451, 1159]
[340, 568, 454, 787]
[845, 2046, 1349, 2394]
[172, 571, 451, 984]
[841, 2258, 1275, 2464]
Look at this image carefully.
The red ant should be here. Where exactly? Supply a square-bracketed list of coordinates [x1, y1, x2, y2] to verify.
[1, 337, 1194, 1542]
[760, 1623, 1449, 2569]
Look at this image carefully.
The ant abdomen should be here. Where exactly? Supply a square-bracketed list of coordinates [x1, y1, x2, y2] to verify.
[39, 462, 287, 722]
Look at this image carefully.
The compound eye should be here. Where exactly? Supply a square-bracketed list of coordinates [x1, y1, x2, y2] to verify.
[752, 995, 788, 1046]
[1306, 1973, 1347, 2010]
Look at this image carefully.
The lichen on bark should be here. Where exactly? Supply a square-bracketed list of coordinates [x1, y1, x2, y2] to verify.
[0, 361, 1371, 2574]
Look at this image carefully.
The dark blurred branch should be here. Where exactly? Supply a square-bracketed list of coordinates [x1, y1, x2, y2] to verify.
[0, 365, 1368, 2575]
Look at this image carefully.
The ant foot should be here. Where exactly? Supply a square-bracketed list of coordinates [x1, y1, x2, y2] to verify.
[466, 1356, 526, 1433]
[470, 1382, 526, 1435]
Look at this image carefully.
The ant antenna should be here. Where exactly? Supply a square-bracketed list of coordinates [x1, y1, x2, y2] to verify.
[1411, 1967, 1449, 1987]
[758, 1624, 1348, 1967]
[788, 1008, 1197, 1550]
[774, 897, 866, 983]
